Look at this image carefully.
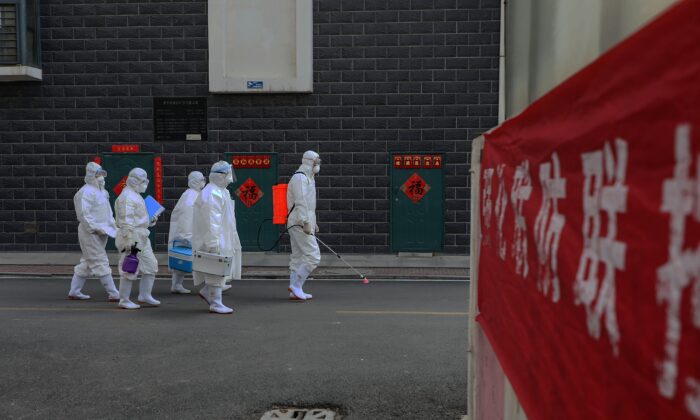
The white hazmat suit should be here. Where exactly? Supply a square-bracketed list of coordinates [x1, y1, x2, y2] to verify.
[114, 168, 160, 309]
[192, 161, 242, 314]
[68, 162, 120, 301]
[167, 171, 206, 294]
[287, 151, 321, 301]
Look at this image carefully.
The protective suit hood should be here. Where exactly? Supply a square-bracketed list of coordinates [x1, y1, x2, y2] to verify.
[126, 168, 149, 194]
[188, 171, 206, 191]
[209, 161, 236, 188]
[299, 150, 321, 179]
[84, 162, 107, 189]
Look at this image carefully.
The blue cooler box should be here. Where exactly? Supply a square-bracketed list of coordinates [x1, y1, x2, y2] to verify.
[168, 245, 193, 273]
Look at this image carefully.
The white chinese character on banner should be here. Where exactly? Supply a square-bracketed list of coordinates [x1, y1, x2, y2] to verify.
[656, 124, 700, 418]
[574, 139, 628, 356]
[511, 160, 533, 277]
[495, 164, 508, 260]
[687, 378, 700, 418]
[482, 168, 495, 245]
[534, 153, 567, 302]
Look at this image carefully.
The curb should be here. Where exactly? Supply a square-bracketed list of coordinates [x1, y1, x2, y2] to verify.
[0, 272, 469, 281]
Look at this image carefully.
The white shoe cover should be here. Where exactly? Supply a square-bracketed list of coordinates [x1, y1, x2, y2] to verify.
[119, 300, 141, 310]
[170, 271, 191, 294]
[288, 286, 306, 301]
[138, 274, 161, 306]
[293, 268, 313, 300]
[99, 274, 120, 301]
[289, 291, 313, 300]
[208, 286, 233, 314]
[68, 274, 91, 300]
[296, 265, 311, 288]
[118, 278, 140, 310]
[198, 285, 210, 305]
[289, 271, 299, 290]
[222, 284, 232, 293]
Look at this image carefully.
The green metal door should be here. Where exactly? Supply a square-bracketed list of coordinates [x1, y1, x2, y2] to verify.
[225, 153, 279, 252]
[390, 153, 444, 252]
[100, 152, 156, 251]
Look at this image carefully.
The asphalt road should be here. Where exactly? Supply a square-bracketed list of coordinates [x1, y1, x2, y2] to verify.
[0, 277, 469, 420]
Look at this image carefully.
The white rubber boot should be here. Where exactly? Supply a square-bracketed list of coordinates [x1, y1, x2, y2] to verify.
[118, 278, 140, 310]
[297, 266, 313, 300]
[137, 274, 161, 307]
[287, 271, 305, 300]
[99, 274, 120, 302]
[208, 286, 233, 314]
[68, 274, 91, 300]
[198, 284, 210, 305]
[170, 271, 191, 294]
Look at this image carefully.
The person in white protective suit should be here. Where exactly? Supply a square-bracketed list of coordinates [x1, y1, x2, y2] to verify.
[114, 168, 160, 310]
[68, 162, 120, 301]
[167, 171, 206, 294]
[191, 161, 242, 314]
[286, 151, 322, 301]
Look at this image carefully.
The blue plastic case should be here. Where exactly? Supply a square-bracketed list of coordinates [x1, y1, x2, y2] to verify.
[168, 245, 193, 273]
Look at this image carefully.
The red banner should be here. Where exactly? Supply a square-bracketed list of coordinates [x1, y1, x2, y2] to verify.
[111, 144, 140, 153]
[232, 155, 270, 169]
[393, 154, 443, 169]
[478, 2, 700, 420]
[113, 175, 127, 196]
[154, 157, 163, 204]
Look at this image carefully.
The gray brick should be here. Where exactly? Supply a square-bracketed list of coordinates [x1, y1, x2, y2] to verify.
[0, 0, 497, 254]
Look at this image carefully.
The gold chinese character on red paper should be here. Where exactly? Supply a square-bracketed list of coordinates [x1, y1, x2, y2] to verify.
[400, 173, 431, 204]
[235, 177, 264, 208]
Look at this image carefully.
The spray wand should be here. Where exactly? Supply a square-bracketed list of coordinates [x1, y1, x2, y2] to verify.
[313, 234, 370, 284]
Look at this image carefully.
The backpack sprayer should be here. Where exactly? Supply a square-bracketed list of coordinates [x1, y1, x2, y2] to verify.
[256, 183, 370, 284]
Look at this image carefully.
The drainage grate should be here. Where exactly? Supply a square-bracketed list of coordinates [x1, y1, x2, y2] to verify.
[260, 408, 338, 420]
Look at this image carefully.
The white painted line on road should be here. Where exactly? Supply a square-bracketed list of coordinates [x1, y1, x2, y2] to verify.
[336, 310, 468, 316]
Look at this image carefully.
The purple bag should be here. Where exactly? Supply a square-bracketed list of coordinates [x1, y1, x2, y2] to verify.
[121, 243, 140, 274]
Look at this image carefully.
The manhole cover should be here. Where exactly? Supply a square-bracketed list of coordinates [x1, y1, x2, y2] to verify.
[260, 408, 338, 419]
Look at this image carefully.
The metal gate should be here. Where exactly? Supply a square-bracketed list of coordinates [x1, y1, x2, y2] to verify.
[390, 153, 444, 252]
[225, 153, 279, 252]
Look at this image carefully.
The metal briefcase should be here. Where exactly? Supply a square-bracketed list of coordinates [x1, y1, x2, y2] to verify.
[192, 250, 232, 276]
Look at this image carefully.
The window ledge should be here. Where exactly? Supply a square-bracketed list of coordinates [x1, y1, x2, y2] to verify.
[0, 65, 42, 82]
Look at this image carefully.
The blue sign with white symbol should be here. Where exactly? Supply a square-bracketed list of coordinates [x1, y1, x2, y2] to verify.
[247, 81, 264, 89]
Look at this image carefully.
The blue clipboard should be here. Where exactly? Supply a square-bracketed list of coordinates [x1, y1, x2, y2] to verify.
[144, 195, 165, 220]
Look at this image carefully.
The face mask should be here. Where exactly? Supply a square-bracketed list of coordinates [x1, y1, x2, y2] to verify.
[197, 180, 206, 191]
[226, 172, 234, 185]
[96, 176, 105, 189]
[138, 180, 148, 193]
[313, 165, 320, 174]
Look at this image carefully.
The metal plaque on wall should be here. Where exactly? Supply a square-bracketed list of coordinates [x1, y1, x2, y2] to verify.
[153, 97, 208, 141]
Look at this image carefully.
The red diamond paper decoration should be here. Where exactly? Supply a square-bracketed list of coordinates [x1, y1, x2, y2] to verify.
[400, 172, 431, 204]
[113, 175, 128, 195]
[235, 177, 264, 208]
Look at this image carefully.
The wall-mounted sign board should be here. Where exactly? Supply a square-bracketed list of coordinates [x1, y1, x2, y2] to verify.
[208, 0, 313, 94]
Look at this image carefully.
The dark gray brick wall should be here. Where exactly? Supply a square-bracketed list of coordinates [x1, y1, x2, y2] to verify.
[0, 0, 500, 254]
